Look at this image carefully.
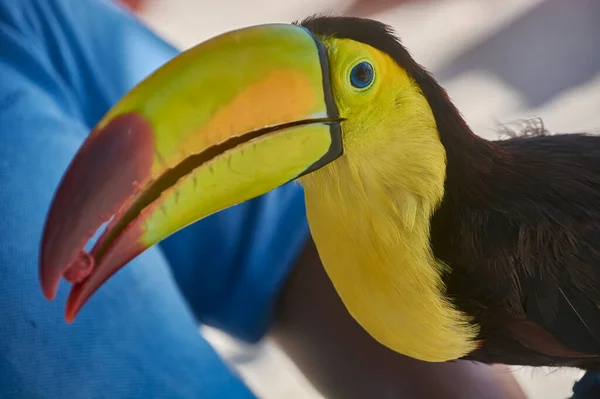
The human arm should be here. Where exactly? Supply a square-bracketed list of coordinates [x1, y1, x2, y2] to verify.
[273, 240, 526, 399]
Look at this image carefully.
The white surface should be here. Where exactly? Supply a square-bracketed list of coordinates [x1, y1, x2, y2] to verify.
[137, 1, 600, 397]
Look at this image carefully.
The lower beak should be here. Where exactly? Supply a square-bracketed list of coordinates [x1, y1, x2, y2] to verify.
[40, 23, 342, 321]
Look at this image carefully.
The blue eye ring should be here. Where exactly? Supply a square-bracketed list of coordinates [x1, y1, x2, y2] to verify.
[349, 61, 375, 89]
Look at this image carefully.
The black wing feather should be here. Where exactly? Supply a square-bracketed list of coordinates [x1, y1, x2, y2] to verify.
[432, 133, 600, 367]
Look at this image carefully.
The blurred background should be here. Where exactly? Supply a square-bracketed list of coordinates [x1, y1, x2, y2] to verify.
[119, 0, 600, 398]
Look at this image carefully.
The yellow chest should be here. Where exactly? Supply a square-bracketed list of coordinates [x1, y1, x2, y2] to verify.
[303, 183, 479, 362]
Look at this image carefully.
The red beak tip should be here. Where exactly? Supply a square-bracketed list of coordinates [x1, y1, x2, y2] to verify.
[65, 300, 79, 324]
[40, 279, 58, 301]
[64, 312, 76, 324]
[65, 284, 86, 324]
[38, 112, 156, 321]
[43, 291, 56, 301]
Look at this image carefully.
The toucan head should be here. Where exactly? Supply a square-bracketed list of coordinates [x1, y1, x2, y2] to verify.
[40, 16, 455, 321]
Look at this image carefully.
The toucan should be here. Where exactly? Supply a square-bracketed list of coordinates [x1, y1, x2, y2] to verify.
[39, 16, 600, 369]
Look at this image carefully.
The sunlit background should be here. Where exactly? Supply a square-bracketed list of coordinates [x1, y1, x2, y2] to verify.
[121, 0, 600, 397]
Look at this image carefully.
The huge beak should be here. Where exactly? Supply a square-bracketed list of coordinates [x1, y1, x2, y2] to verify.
[40, 24, 342, 321]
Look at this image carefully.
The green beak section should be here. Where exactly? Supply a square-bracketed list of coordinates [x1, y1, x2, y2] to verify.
[40, 23, 342, 321]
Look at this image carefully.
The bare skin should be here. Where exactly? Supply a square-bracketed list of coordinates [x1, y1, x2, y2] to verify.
[274, 239, 526, 399]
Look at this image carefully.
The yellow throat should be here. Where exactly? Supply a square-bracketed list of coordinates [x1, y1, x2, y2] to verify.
[299, 36, 480, 359]
[301, 151, 479, 362]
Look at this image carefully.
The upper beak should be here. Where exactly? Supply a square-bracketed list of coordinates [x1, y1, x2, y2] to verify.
[40, 23, 342, 321]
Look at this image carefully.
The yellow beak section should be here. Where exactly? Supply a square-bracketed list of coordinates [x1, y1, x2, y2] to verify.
[40, 24, 342, 321]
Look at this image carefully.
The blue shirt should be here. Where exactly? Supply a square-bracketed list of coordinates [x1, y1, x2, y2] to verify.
[0, 0, 309, 397]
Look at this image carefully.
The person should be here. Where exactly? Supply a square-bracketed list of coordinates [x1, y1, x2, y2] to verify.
[0, 0, 529, 398]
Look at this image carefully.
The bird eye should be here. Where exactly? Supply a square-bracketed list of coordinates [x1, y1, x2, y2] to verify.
[349, 61, 374, 89]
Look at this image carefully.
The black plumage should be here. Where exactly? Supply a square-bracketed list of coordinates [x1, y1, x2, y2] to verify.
[300, 15, 600, 369]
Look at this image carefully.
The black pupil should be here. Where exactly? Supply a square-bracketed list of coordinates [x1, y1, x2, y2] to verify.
[351, 62, 373, 88]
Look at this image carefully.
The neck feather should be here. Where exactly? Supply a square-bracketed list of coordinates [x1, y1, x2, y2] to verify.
[301, 135, 480, 361]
